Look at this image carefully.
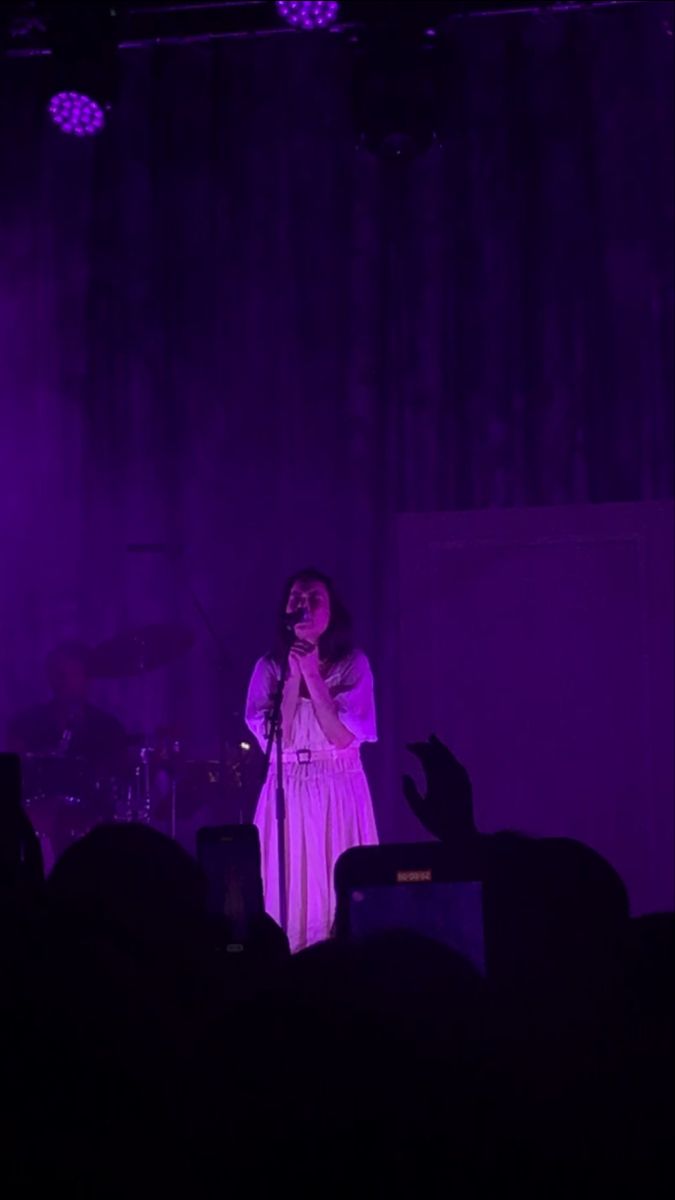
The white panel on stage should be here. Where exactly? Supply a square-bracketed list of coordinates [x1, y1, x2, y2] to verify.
[397, 502, 674, 916]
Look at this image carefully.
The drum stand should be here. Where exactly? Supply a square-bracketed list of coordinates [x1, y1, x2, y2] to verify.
[127, 742, 153, 824]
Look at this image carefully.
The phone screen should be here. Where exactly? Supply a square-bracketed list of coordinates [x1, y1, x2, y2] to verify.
[197, 826, 263, 944]
[347, 880, 486, 975]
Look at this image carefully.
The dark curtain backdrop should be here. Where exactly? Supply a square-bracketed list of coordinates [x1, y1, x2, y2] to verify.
[0, 3, 672, 834]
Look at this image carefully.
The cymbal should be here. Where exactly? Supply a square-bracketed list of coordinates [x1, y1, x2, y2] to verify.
[89, 624, 193, 679]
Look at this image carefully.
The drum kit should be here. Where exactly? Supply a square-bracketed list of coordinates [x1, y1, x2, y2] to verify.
[21, 623, 257, 870]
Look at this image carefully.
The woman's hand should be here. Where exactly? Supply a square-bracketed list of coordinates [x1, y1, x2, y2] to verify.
[288, 644, 303, 679]
[288, 639, 314, 679]
[297, 647, 353, 749]
[294, 641, 321, 680]
[282, 645, 306, 745]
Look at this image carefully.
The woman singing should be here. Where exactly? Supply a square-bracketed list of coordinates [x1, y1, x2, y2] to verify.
[245, 569, 378, 951]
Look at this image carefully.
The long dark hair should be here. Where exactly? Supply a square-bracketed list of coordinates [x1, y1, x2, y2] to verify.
[272, 568, 354, 667]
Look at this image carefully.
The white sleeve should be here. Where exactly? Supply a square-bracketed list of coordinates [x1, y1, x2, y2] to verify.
[335, 651, 377, 745]
[245, 657, 278, 749]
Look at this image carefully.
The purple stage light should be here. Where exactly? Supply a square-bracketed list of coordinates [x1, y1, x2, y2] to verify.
[276, 1, 339, 31]
[48, 91, 105, 137]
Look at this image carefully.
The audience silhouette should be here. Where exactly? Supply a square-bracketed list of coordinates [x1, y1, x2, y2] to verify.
[0, 738, 671, 1186]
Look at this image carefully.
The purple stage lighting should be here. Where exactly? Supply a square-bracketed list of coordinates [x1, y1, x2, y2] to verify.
[48, 91, 105, 137]
[276, 1, 339, 31]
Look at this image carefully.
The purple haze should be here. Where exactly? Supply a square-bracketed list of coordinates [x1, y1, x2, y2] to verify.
[0, 8, 671, 879]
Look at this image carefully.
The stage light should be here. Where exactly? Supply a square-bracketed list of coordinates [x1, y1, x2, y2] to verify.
[48, 91, 105, 137]
[276, 1, 339, 31]
[45, 4, 118, 137]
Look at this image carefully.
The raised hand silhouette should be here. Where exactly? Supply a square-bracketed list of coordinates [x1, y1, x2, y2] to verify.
[403, 735, 476, 847]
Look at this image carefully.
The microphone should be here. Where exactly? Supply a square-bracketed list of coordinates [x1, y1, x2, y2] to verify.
[284, 609, 308, 629]
[126, 543, 181, 556]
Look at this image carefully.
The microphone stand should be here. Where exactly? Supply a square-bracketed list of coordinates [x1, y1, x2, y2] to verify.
[260, 638, 292, 935]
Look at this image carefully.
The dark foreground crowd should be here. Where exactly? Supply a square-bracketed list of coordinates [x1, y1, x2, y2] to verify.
[1, 738, 672, 1190]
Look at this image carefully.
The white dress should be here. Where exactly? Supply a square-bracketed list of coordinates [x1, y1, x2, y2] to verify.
[245, 650, 378, 952]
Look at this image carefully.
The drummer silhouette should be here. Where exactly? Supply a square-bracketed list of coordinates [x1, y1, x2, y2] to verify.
[8, 641, 126, 768]
[7, 642, 127, 867]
